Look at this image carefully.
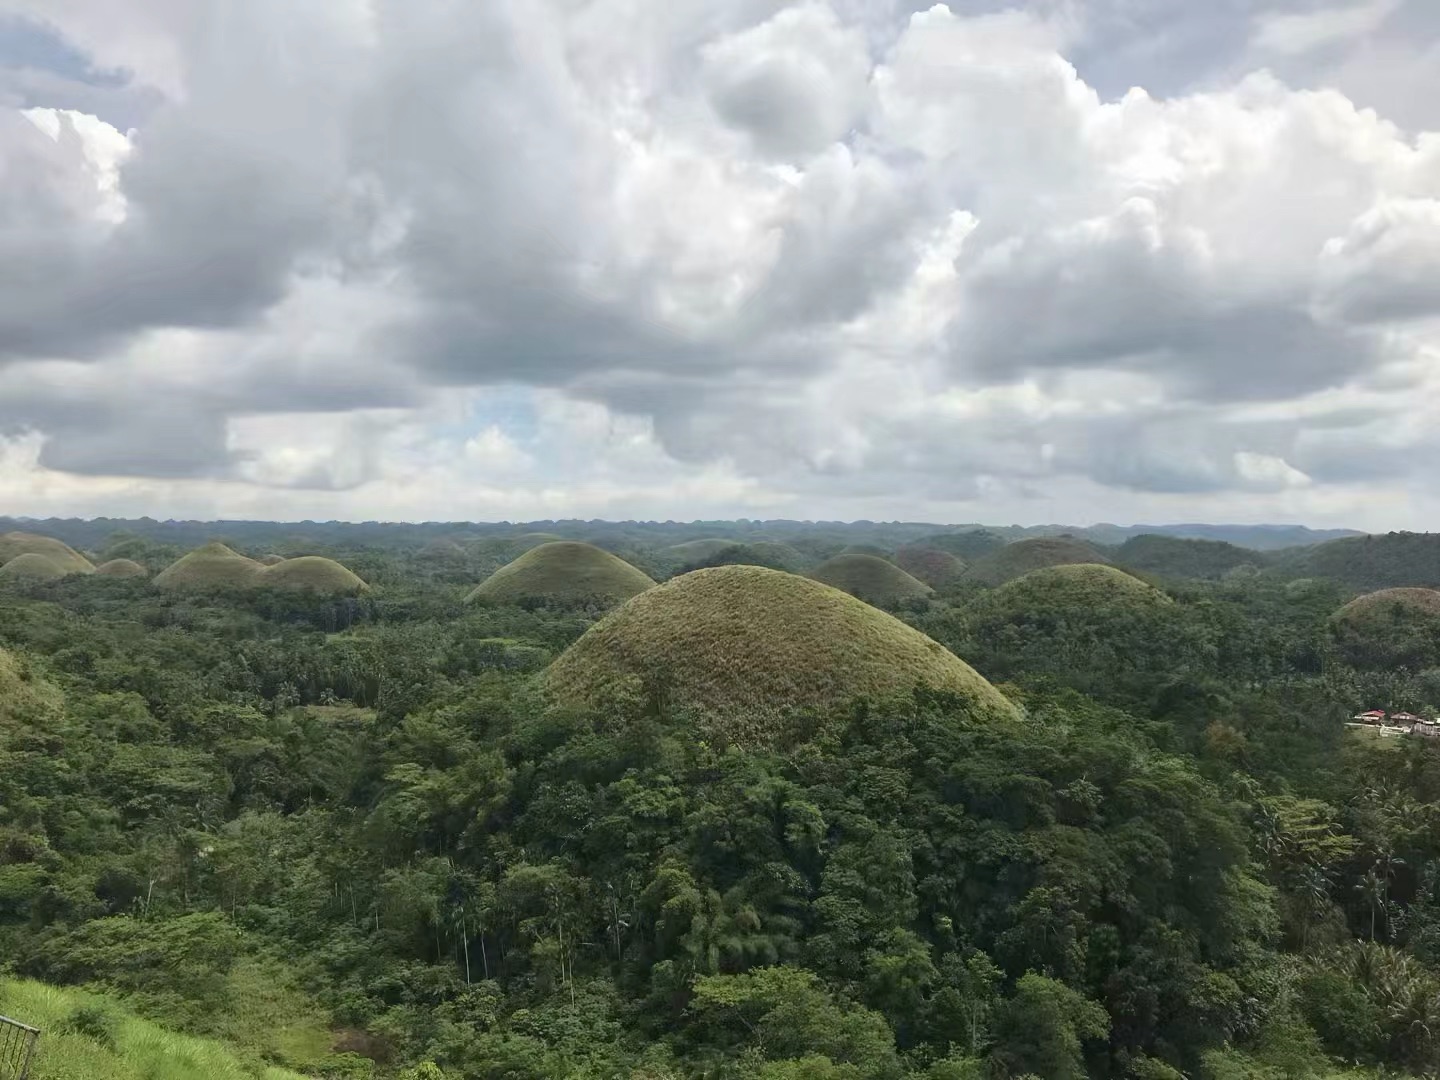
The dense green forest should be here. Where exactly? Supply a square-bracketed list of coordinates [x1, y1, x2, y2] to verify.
[4, 521, 1440, 1079]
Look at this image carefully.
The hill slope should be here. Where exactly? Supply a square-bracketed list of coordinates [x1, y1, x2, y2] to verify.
[466, 541, 655, 607]
[94, 558, 149, 579]
[964, 537, 1110, 587]
[545, 565, 1016, 746]
[810, 554, 933, 607]
[1114, 534, 1262, 581]
[1331, 587, 1440, 670]
[0, 979, 310, 1080]
[1280, 532, 1440, 590]
[894, 546, 967, 588]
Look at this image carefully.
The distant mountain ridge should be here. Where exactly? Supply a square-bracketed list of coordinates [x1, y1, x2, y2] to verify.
[0, 516, 1363, 554]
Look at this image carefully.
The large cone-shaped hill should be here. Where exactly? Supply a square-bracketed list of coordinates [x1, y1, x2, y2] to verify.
[1332, 588, 1440, 669]
[894, 546, 967, 588]
[0, 532, 93, 575]
[993, 563, 1171, 613]
[810, 554, 933, 607]
[545, 565, 1017, 746]
[154, 543, 263, 590]
[0, 553, 70, 584]
[260, 556, 368, 594]
[964, 537, 1110, 587]
[94, 558, 149, 579]
[466, 542, 655, 608]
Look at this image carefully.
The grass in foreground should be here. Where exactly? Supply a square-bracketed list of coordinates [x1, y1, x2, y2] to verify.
[0, 979, 311, 1080]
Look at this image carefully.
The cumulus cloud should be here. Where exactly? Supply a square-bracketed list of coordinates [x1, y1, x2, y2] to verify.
[1, 0, 1440, 526]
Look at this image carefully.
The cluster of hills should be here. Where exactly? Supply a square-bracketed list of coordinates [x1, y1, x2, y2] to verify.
[7, 514, 1440, 1079]
[0, 532, 370, 595]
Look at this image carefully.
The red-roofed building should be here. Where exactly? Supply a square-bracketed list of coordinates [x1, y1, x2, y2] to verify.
[1353, 710, 1386, 723]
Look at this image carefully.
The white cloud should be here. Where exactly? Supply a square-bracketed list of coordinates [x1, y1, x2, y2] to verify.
[1253, 0, 1401, 57]
[1, 0, 1440, 527]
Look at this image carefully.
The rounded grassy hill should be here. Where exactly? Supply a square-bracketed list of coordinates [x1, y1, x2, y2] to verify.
[1331, 587, 1440, 670]
[544, 565, 1017, 747]
[260, 556, 368, 594]
[0, 532, 94, 575]
[993, 563, 1171, 612]
[809, 554, 933, 607]
[964, 537, 1110, 587]
[0, 553, 70, 584]
[154, 543, 264, 590]
[894, 546, 967, 588]
[259, 554, 287, 566]
[466, 542, 655, 608]
[94, 558, 149, 579]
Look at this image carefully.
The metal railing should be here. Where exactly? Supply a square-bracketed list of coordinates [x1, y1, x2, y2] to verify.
[0, 1016, 38, 1080]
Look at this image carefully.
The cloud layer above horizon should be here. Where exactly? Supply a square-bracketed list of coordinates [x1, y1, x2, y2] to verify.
[2, 0, 1439, 527]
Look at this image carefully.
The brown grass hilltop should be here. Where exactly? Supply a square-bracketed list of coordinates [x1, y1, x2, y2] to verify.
[466, 541, 654, 608]
[94, 558, 150, 579]
[260, 556, 368, 594]
[0, 532, 94, 575]
[809, 554, 933, 607]
[964, 536, 1110, 587]
[545, 565, 1017, 748]
[154, 543, 263, 590]
[0, 553, 70, 584]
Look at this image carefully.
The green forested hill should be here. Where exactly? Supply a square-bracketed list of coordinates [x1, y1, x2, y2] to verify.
[1276, 532, 1440, 590]
[0, 526, 1436, 1079]
[1114, 533, 1265, 580]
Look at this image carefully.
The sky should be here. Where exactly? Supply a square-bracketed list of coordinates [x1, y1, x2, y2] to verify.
[1, 0, 1438, 528]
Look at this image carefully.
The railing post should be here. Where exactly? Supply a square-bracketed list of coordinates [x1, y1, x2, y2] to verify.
[0, 1016, 40, 1080]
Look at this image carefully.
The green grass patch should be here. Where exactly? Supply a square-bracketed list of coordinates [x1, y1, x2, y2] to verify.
[0, 978, 313, 1080]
